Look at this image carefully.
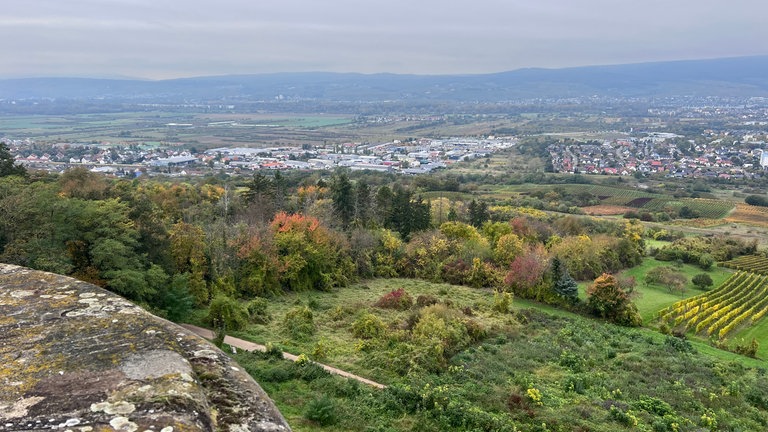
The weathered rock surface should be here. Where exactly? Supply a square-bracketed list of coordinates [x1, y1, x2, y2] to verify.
[0, 264, 291, 432]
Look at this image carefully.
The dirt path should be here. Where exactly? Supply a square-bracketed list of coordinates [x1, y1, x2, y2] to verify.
[181, 324, 387, 389]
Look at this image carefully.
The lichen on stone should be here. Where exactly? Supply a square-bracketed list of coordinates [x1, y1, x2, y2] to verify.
[0, 264, 290, 432]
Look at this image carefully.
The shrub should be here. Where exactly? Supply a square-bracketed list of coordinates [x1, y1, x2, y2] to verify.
[312, 338, 330, 360]
[374, 287, 414, 310]
[609, 406, 638, 427]
[733, 338, 759, 358]
[351, 312, 386, 339]
[634, 396, 674, 417]
[623, 210, 640, 219]
[692, 273, 714, 290]
[411, 304, 484, 366]
[586, 273, 642, 326]
[282, 306, 315, 340]
[207, 294, 249, 331]
[492, 290, 513, 313]
[246, 297, 271, 324]
[698, 253, 715, 270]
[664, 336, 695, 354]
[441, 259, 471, 286]
[304, 397, 337, 426]
[745, 195, 768, 207]
[416, 294, 440, 307]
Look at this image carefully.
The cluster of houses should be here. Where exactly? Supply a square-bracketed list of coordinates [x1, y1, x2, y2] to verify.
[8, 137, 516, 176]
[549, 133, 768, 179]
[201, 137, 514, 174]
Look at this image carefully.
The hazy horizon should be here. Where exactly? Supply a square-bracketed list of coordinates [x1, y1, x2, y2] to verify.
[3, 0, 767, 80]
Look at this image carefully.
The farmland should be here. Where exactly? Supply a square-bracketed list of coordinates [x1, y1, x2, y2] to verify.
[483, 183, 735, 219]
[659, 271, 768, 343]
[722, 255, 768, 275]
[726, 203, 768, 228]
[0, 112, 358, 149]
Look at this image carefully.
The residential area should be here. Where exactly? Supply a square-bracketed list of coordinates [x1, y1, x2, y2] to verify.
[549, 132, 768, 179]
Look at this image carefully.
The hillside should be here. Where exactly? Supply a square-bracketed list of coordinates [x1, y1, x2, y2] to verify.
[221, 278, 768, 432]
[1, 56, 767, 103]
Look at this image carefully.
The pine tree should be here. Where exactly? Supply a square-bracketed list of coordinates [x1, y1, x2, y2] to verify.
[468, 199, 489, 227]
[551, 257, 578, 303]
[354, 180, 371, 227]
[330, 170, 354, 229]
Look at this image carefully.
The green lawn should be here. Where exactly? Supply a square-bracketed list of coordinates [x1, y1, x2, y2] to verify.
[575, 257, 732, 323]
[643, 238, 671, 251]
[619, 258, 733, 323]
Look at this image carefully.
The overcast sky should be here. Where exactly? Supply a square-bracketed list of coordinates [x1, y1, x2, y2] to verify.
[2, 0, 766, 79]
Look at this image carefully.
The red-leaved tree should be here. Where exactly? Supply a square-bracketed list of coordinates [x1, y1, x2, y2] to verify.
[504, 246, 549, 300]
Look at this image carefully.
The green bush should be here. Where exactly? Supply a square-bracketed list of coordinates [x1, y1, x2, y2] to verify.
[692, 273, 714, 290]
[351, 312, 386, 339]
[492, 290, 513, 313]
[416, 294, 440, 307]
[745, 194, 768, 207]
[698, 253, 715, 270]
[634, 396, 674, 417]
[206, 293, 249, 331]
[282, 306, 315, 340]
[246, 297, 271, 324]
[304, 396, 337, 426]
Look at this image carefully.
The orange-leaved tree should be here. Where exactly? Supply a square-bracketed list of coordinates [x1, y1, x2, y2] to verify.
[586, 273, 642, 326]
[270, 212, 353, 292]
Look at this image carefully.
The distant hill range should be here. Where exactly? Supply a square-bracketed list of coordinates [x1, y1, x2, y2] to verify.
[2, 56, 767, 103]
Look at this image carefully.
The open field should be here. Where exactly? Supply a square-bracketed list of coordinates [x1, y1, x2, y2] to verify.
[0, 112, 360, 148]
[482, 183, 736, 219]
[619, 258, 733, 323]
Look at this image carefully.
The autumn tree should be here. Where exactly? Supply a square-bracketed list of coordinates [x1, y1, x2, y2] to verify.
[493, 233, 524, 266]
[481, 221, 513, 247]
[645, 266, 687, 296]
[586, 273, 641, 326]
[269, 212, 354, 292]
[58, 167, 109, 200]
[233, 232, 281, 297]
[169, 221, 209, 305]
[503, 246, 549, 300]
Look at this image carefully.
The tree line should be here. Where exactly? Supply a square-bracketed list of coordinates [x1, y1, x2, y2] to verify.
[0, 159, 680, 326]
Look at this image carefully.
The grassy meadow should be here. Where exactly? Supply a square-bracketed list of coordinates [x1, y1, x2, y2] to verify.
[219, 276, 768, 431]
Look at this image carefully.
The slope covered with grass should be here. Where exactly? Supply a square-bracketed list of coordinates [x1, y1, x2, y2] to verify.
[226, 279, 768, 432]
